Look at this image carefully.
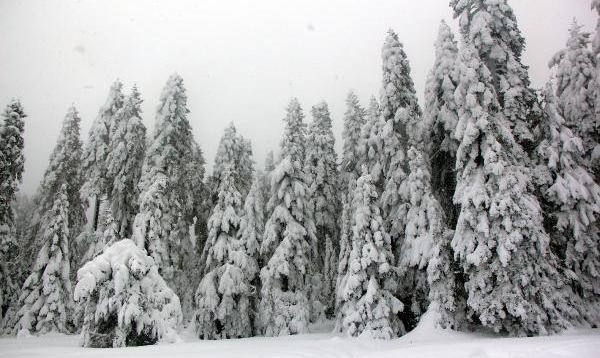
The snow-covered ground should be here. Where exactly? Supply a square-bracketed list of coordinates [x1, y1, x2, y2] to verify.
[1, 311, 599, 358]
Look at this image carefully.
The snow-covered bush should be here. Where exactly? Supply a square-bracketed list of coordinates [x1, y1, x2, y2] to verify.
[74, 239, 182, 348]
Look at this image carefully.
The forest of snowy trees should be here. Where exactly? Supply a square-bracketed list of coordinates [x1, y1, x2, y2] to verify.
[1, 0, 600, 347]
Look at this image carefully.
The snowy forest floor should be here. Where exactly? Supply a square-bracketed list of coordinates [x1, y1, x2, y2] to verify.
[1, 313, 599, 358]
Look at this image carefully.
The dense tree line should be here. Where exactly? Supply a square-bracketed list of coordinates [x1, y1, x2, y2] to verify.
[0, 0, 599, 347]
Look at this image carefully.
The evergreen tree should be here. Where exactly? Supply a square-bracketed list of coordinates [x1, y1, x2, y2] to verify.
[75, 239, 182, 347]
[451, 0, 536, 153]
[305, 101, 339, 319]
[379, 29, 422, 246]
[398, 147, 446, 327]
[550, 20, 599, 180]
[133, 73, 201, 302]
[378, 29, 423, 329]
[195, 129, 258, 339]
[338, 170, 403, 339]
[212, 123, 254, 200]
[335, 92, 366, 313]
[0, 100, 26, 321]
[105, 85, 147, 237]
[535, 82, 600, 324]
[10, 185, 74, 335]
[452, 41, 575, 336]
[424, 20, 460, 227]
[82, 80, 124, 231]
[259, 98, 316, 336]
[2, 107, 83, 331]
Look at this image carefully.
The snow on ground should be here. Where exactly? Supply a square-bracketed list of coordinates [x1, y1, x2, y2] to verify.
[1, 311, 598, 358]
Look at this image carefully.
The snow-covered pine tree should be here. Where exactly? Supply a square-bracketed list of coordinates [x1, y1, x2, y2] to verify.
[338, 170, 403, 339]
[2, 106, 84, 331]
[550, 20, 599, 181]
[75, 239, 182, 347]
[398, 147, 448, 327]
[0, 100, 26, 227]
[259, 98, 316, 336]
[10, 184, 74, 335]
[133, 73, 200, 304]
[239, 170, 267, 270]
[379, 29, 421, 242]
[82, 80, 124, 231]
[534, 81, 600, 325]
[105, 85, 147, 237]
[424, 20, 460, 227]
[421, 20, 467, 329]
[305, 101, 339, 320]
[451, 0, 537, 153]
[194, 127, 258, 339]
[378, 29, 423, 329]
[0, 100, 26, 321]
[264, 150, 275, 173]
[335, 92, 366, 314]
[452, 41, 575, 336]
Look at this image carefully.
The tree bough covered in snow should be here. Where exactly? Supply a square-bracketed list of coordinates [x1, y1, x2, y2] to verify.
[75, 239, 182, 347]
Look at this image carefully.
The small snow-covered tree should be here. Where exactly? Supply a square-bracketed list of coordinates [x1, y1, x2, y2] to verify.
[239, 171, 267, 269]
[550, 20, 599, 180]
[259, 98, 316, 336]
[212, 123, 254, 200]
[452, 41, 576, 336]
[10, 185, 74, 335]
[82, 80, 124, 231]
[75, 239, 182, 347]
[80, 202, 119, 265]
[0, 99, 26, 320]
[195, 127, 258, 339]
[305, 101, 339, 319]
[133, 74, 200, 297]
[535, 82, 600, 324]
[105, 85, 146, 237]
[451, 0, 537, 152]
[338, 170, 403, 339]
[424, 20, 460, 227]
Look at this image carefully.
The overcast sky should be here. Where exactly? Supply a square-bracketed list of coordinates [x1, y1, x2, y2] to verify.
[0, 0, 596, 194]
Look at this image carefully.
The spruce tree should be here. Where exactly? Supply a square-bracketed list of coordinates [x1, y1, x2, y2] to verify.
[338, 170, 403, 339]
[259, 98, 316, 336]
[535, 82, 600, 324]
[195, 127, 258, 339]
[82, 80, 124, 231]
[133, 73, 200, 302]
[10, 185, 74, 335]
[305, 101, 339, 319]
[105, 85, 147, 237]
[452, 41, 575, 336]
[2, 106, 83, 331]
[550, 20, 599, 180]
[378, 29, 423, 329]
[379, 29, 422, 245]
[451, 0, 536, 153]
[335, 92, 366, 313]
[424, 20, 460, 227]
[0, 100, 26, 320]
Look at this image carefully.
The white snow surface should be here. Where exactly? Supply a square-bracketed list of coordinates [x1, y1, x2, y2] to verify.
[1, 309, 598, 358]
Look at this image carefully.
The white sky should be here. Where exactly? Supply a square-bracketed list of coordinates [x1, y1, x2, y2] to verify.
[0, 0, 596, 194]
